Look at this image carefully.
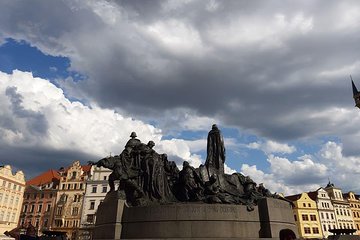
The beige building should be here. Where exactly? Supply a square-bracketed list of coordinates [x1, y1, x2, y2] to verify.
[308, 188, 337, 238]
[79, 166, 113, 240]
[325, 182, 355, 231]
[52, 161, 91, 240]
[344, 191, 360, 234]
[0, 165, 25, 234]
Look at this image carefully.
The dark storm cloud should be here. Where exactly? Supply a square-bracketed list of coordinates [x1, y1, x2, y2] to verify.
[5, 86, 48, 136]
[1, 0, 360, 154]
[0, 144, 96, 180]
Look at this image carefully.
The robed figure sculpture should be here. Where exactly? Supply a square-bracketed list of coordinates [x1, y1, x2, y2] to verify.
[205, 124, 225, 178]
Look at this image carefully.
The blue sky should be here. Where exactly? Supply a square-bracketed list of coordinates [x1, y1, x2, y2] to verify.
[1, 0, 360, 195]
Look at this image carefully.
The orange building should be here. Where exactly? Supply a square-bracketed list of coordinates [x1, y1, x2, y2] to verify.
[19, 169, 60, 235]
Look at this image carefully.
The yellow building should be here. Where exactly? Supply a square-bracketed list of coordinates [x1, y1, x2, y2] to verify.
[52, 161, 91, 240]
[344, 191, 360, 234]
[0, 165, 25, 234]
[286, 192, 323, 239]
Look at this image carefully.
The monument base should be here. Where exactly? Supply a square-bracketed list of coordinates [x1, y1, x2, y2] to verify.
[93, 193, 298, 240]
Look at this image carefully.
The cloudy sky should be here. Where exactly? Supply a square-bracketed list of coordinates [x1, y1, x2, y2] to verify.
[1, 0, 360, 195]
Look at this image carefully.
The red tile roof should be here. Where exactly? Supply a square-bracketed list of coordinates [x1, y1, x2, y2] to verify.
[81, 165, 91, 173]
[26, 169, 60, 186]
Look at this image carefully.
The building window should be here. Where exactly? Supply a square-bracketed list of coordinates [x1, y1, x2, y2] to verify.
[326, 212, 329, 219]
[23, 205, 28, 213]
[56, 206, 62, 215]
[304, 227, 311, 234]
[13, 184, 17, 190]
[62, 184, 65, 190]
[2, 181, 6, 186]
[79, 183, 83, 189]
[321, 212, 324, 219]
[323, 225, 327, 231]
[303, 203, 306, 207]
[92, 185, 97, 193]
[331, 213, 334, 219]
[38, 204, 42, 213]
[103, 176, 107, 180]
[302, 214, 309, 221]
[40, 193, 44, 199]
[44, 219, 48, 227]
[86, 214, 95, 223]
[89, 201, 95, 210]
[310, 215, 317, 221]
[35, 219, 39, 228]
[46, 204, 51, 212]
[313, 227, 319, 234]
[294, 215, 297, 221]
[308, 203, 311, 207]
[102, 186, 107, 193]
[72, 207, 79, 216]
[30, 205, 35, 213]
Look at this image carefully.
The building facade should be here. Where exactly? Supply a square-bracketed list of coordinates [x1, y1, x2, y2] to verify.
[0, 165, 25, 234]
[79, 166, 113, 240]
[52, 161, 91, 240]
[286, 192, 323, 239]
[19, 169, 60, 235]
[344, 191, 360, 234]
[309, 188, 337, 238]
[325, 182, 355, 231]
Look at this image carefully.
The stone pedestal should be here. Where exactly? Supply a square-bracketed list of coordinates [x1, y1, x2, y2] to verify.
[93, 192, 126, 240]
[93, 195, 298, 240]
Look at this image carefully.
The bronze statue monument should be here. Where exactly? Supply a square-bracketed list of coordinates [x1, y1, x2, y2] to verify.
[92, 125, 298, 240]
[89, 125, 277, 210]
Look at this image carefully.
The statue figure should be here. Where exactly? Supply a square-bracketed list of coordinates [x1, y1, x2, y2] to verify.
[205, 124, 225, 175]
[178, 161, 203, 201]
[90, 128, 281, 209]
[125, 132, 141, 153]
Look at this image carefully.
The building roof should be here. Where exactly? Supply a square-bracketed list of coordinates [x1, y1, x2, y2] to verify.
[26, 169, 60, 186]
[285, 193, 302, 202]
[307, 191, 318, 201]
[63, 164, 92, 174]
[81, 165, 91, 173]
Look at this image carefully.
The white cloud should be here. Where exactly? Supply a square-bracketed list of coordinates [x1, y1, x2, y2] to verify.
[157, 138, 203, 167]
[248, 140, 296, 154]
[0, 70, 207, 170]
